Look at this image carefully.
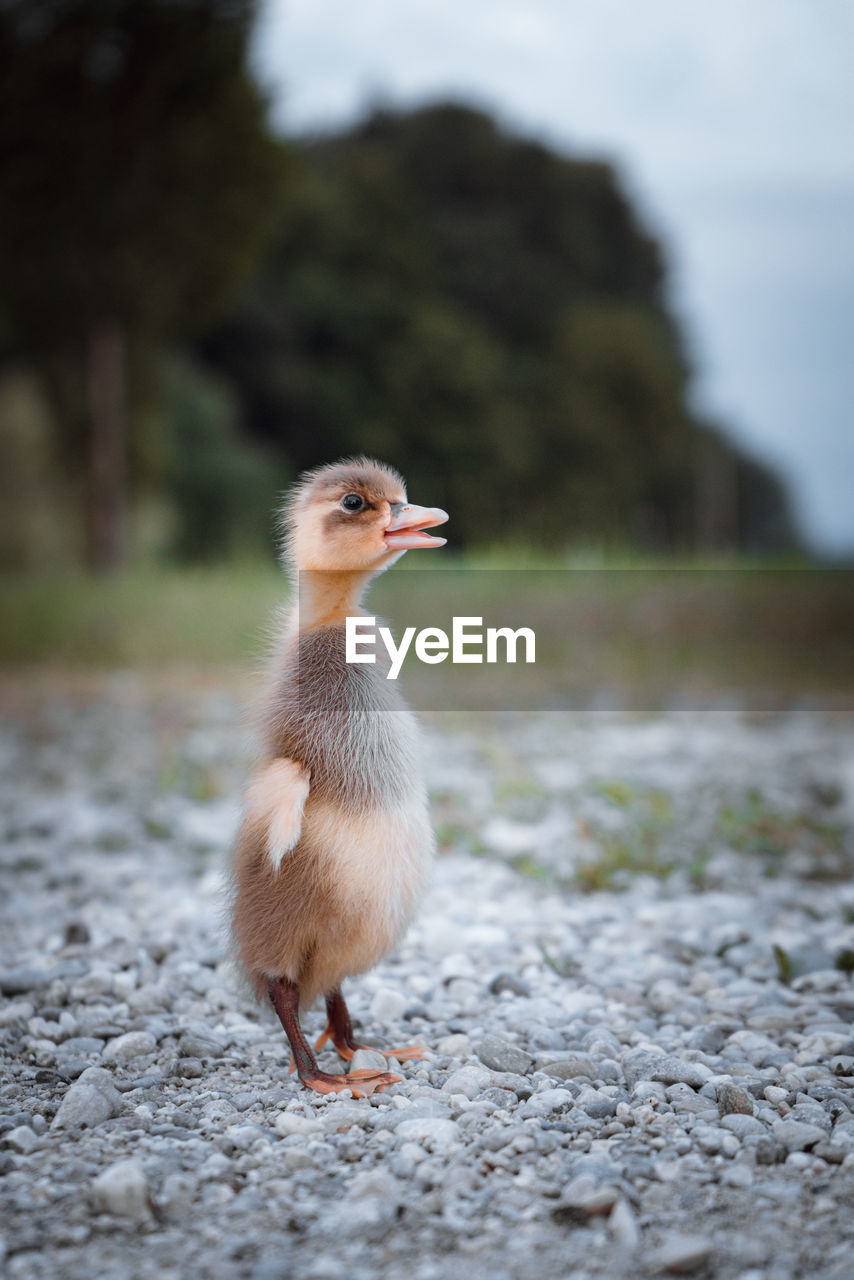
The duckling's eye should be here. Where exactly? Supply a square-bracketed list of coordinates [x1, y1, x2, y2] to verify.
[340, 492, 366, 513]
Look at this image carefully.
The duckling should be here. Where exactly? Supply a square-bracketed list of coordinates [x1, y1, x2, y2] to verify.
[231, 457, 448, 1097]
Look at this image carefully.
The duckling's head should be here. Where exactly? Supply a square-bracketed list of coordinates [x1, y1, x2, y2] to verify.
[282, 457, 448, 573]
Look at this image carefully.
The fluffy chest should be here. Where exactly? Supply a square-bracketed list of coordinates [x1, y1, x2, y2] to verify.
[301, 791, 435, 967]
[266, 623, 424, 811]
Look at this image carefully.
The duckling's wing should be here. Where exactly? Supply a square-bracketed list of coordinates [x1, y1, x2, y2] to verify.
[244, 758, 311, 871]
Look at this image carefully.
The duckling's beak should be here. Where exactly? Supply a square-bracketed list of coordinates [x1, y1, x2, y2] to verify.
[384, 503, 449, 551]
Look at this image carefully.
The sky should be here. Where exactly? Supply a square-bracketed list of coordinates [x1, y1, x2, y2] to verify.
[251, 0, 854, 554]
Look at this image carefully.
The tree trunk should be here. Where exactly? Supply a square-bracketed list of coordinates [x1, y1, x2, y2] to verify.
[85, 323, 128, 572]
[695, 432, 737, 553]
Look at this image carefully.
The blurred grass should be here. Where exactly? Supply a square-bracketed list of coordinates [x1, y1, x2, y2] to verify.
[371, 563, 854, 710]
[1, 560, 852, 709]
[0, 563, 285, 666]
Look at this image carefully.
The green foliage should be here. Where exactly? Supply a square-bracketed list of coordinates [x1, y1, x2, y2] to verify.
[199, 101, 799, 554]
[773, 945, 793, 984]
[0, 61, 803, 565]
[576, 783, 676, 891]
[508, 854, 550, 881]
[153, 358, 289, 561]
[715, 789, 844, 874]
[0, 0, 287, 346]
[0, 0, 288, 568]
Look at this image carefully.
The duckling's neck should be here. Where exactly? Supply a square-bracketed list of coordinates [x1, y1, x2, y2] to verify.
[295, 569, 375, 631]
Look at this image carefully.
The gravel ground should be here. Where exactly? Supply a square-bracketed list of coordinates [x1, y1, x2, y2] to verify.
[2, 674, 854, 1280]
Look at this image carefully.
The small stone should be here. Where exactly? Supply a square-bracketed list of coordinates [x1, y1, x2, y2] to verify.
[229, 1092, 261, 1114]
[788, 1103, 831, 1132]
[350, 1048, 390, 1074]
[53, 1080, 114, 1131]
[555, 1173, 620, 1221]
[121, 1074, 163, 1092]
[435, 1033, 471, 1057]
[813, 1142, 846, 1164]
[764, 1085, 788, 1104]
[0, 967, 54, 996]
[158, 1171, 195, 1218]
[828, 1123, 854, 1151]
[370, 988, 408, 1022]
[63, 921, 91, 946]
[481, 1087, 518, 1108]
[475, 1035, 533, 1075]
[101, 1031, 157, 1064]
[542, 1056, 599, 1081]
[274, 1111, 322, 1138]
[0, 999, 34, 1028]
[666, 1083, 710, 1115]
[652, 1233, 714, 1274]
[378, 1099, 452, 1132]
[521, 1087, 575, 1118]
[70, 968, 114, 999]
[316, 1103, 376, 1135]
[3, 1126, 39, 1154]
[772, 1118, 826, 1151]
[230, 1126, 268, 1158]
[52, 1067, 123, 1130]
[179, 1033, 226, 1059]
[720, 1161, 754, 1188]
[632, 1080, 668, 1106]
[683, 1025, 728, 1054]
[91, 1159, 151, 1222]
[785, 1151, 812, 1171]
[691, 1124, 724, 1155]
[489, 973, 530, 997]
[58, 1037, 105, 1057]
[720, 1132, 741, 1157]
[720, 1114, 767, 1138]
[200, 1098, 237, 1122]
[441, 1065, 491, 1099]
[347, 1168, 401, 1201]
[575, 1087, 617, 1119]
[753, 1136, 779, 1165]
[608, 1198, 640, 1251]
[654, 1159, 684, 1184]
[171, 1057, 204, 1079]
[199, 1152, 233, 1180]
[395, 1117, 461, 1146]
[622, 1051, 707, 1090]
[717, 1083, 753, 1116]
[488, 1071, 534, 1099]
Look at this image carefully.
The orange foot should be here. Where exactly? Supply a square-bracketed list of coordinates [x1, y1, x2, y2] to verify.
[314, 1028, 426, 1063]
[302, 1068, 402, 1098]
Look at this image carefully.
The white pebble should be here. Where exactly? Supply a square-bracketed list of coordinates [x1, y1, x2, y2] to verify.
[4, 1125, 39, 1154]
[370, 987, 408, 1022]
[274, 1112, 322, 1137]
[395, 1117, 461, 1147]
[608, 1197, 640, 1251]
[350, 1048, 390, 1073]
[91, 1159, 151, 1222]
[101, 1031, 157, 1064]
[441, 1065, 491, 1099]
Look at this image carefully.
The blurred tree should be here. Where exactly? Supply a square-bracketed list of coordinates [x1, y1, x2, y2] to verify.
[153, 356, 288, 562]
[0, 372, 81, 568]
[199, 101, 799, 552]
[0, 0, 287, 570]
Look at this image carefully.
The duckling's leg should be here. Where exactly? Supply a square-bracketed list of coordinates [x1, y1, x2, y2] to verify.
[314, 988, 426, 1063]
[268, 977, 402, 1097]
